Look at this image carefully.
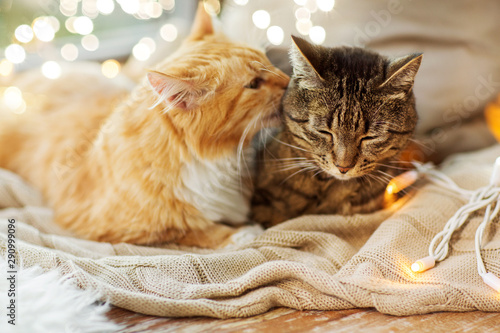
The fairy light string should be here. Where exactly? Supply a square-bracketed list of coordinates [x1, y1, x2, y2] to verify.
[389, 157, 500, 292]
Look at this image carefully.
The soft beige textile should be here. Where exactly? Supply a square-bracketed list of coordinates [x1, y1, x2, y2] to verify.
[1, 145, 500, 318]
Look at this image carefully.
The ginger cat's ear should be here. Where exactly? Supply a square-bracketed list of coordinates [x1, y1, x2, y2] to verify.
[187, 2, 214, 41]
[147, 71, 205, 111]
[379, 53, 423, 92]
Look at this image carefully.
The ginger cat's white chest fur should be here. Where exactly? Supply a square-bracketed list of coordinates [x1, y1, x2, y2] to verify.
[178, 153, 252, 225]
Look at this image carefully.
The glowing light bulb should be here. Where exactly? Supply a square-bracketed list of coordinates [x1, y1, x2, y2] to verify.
[41, 61, 62, 80]
[61, 43, 79, 61]
[101, 59, 121, 78]
[15, 25, 34, 43]
[411, 256, 435, 273]
[74, 16, 94, 35]
[309, 26, 326, 44]
[160, 24, 178, 42]
[0, 60, 14, 76]
[267, 26, 284, 46]
[316, 0, 335, 12]
[4, 44, 26, 64]
[252, 10, 271, 30]
[386, 184, 395, 195]
[386, 170, 419, 195]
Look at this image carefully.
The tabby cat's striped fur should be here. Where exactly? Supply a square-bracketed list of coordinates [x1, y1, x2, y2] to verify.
[252, 36, 422, 227]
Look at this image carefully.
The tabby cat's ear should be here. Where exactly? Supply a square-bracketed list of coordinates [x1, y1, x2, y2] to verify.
[379, 53, 423, 94]
[147, 71, 204, 111]
[289, 35, 325, 89]
[187, 2, 214, 41]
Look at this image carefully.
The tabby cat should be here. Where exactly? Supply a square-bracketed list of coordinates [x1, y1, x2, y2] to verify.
[252, 36, 422, 227]
[0, 4, 288, 247]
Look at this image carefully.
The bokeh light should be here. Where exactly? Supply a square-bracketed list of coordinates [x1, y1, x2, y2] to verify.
[140, 37, 156, 54]
[33, 17, 56, 42]
[82, 0, 99, 18]
[295, 8, 311, 21]
[4, 44, 26, 64]
[233, 0, 248, 5]
[160, 23, 178, 42]
[119, 0, 140, 15]
[101, 59, 121, 78]
[309, 25, 326, 44]
[203, 0, 221, 15]
[41, 61, 62, 79]
[296, 20, 313, 35]
[159, 0, 175, 11]
[65, 17, 77, 33]
[15, 25, 34, 43]
[47, 16, 61, 33]
[74, 16, 94, 35]
[3, 86, 26, 114]
[61, 43, 79, 61]
[132, 43, 151, 61]
[294, 0, 307, 5]
[305, 0, 318, 13]
[60, 0, 78, 17]
[252, 10, 271, 30]
[145, 2, 163, 18]
[316, 0, 336, 12]
[267, 26, 284, 45]
[81, 34, 100, 51]
[3, 87, 23, 109]
[96, 0, 115, 15]
[0, 60, 14, 76]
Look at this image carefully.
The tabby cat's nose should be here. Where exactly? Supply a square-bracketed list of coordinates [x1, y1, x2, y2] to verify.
[336, 165, 352, 174]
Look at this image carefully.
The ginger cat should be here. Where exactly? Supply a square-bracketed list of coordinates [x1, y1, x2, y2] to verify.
[0, 4, 289, 248]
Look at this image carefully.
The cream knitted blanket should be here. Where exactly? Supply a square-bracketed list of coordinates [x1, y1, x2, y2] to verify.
[1, 145, 500, 318]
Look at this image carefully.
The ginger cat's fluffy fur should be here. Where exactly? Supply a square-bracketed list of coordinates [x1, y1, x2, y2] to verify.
[0, 5, 289, 247]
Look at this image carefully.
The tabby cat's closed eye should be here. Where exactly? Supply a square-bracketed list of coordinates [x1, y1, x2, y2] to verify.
[318, 130, 333, 139]
[360, 136, 377, 142]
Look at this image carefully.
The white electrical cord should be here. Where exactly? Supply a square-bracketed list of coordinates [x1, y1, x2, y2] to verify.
[404, 158, 500, 292]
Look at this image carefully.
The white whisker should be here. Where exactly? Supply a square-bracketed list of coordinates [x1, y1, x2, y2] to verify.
[280, 166, 317, 184]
